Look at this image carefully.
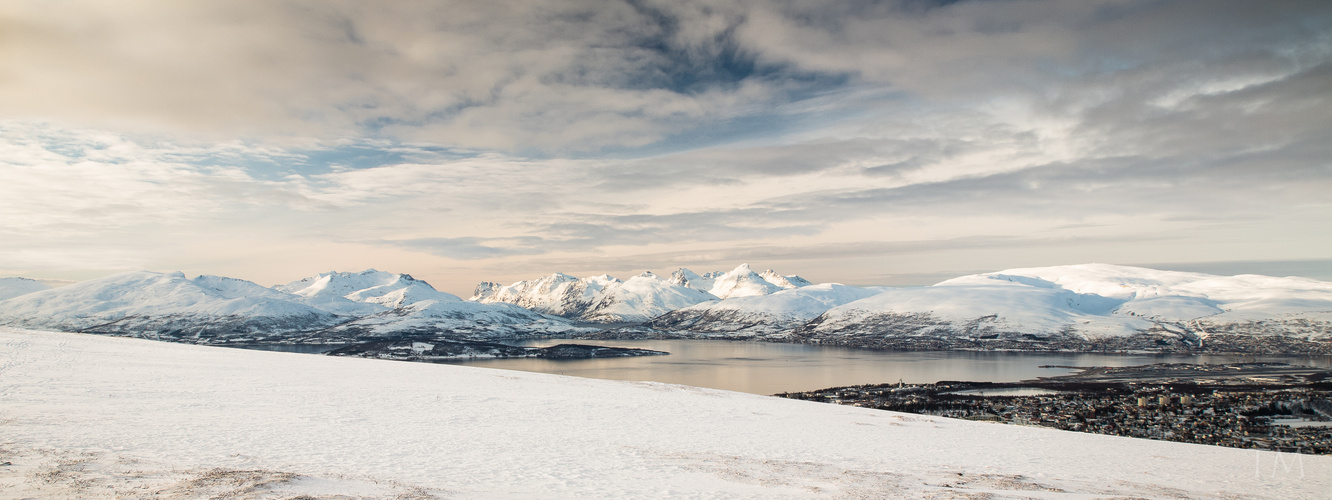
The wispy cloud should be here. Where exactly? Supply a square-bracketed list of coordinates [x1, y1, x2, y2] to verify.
[1, 1, 1329, 293]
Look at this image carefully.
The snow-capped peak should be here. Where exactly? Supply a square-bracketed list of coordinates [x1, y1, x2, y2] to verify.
[275, 269, 459, 311]
[0, 270, 343, 337]
[759, 269, 812, 289]
[709, 263, 784, 299]
[472, 270, 716, 322]
[669, 268, 715, 292]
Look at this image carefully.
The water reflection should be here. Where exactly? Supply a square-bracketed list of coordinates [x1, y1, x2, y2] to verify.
[436, 339, 1332, 395]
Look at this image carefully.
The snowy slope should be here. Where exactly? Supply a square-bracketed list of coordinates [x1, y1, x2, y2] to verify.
[0, 271, 342, 339]
[650, 283, 883, 336]
[796, 264, 1332, 345]
[759, 268, 813, 288]
[314, 298, 589, 339]
[0, 270, 578, 342]
[667, 267, 719, 292]
[471, 272, 613, 316]
[472, 265, 811, 322]
[472, 271, 716, 322]
[708, 263, 786, 299]
[580, 273, 719, 322]
[2, 327, 1324, 499]
[275, 268, 461, 315]
[798, 283, 1153, 342]
[0, 277, 50, 301]
[943, 263, 1332, 323]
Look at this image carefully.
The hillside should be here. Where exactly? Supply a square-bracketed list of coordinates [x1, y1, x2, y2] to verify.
[0, 269, 581, 342]
[649, 264, 1332, 353]
[1, 327, 1324, 499]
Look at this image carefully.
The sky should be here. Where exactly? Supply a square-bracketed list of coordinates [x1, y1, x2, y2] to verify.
[2, 0, 1330, 296]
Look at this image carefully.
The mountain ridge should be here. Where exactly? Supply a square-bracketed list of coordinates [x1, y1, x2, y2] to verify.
[2, 263, 1329, 353]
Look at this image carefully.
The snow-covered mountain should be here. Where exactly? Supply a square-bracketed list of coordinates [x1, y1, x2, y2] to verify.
[706, 263, 790, 299]
[275, 269, 460, 315]
[0, 277, 51, 301]
[759, 268, 813, 289]
[790, 264, 1332, 349]
[0, 271, 343, 339]
[313, 298, 588, 339]
[650, 283, 883, 337]
[471, 264, 811, 322]
[0, 269, 585, 342]
[8, 263, 1327, 352]
[472, 271, 717, 323]
[581, 273, 718, 322]
[667, 268, 721, 292]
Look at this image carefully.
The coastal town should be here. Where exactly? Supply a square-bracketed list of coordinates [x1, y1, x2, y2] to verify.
[778, 363, 1332, 454]
[785, 331, 1332, 356]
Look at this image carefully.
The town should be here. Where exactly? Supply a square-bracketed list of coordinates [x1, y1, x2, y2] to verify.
[778, 363, 1332, 454]
[789, 331, 1332, 356]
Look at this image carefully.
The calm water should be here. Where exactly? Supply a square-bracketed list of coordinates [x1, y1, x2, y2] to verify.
[439, 339, 1332, 395]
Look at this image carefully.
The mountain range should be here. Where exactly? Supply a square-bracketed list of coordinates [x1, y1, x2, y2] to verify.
[0, 269, 580, 342]
[470, 263, 810, 322]
[1, 263, 1329, 353]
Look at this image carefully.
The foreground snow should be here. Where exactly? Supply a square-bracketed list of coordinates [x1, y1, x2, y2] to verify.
[1, 328, 1325, 499]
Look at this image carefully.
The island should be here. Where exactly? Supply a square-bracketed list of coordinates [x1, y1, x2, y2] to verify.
[325, 337, 669, 362]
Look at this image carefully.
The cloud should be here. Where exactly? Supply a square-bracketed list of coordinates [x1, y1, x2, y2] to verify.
[373, 237, 548, 260]
[2, 1, 1330, 292]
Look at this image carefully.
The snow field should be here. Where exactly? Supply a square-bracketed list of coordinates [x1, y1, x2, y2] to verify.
[1, 327, 1327, 498]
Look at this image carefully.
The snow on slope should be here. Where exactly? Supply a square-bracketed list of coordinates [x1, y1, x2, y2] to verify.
[944, 263, 1332, 322]
[472, 272, 717, 322]
[708, 263, 786, 299]
[0, 277, 50, 301]
[650, 283, 883, 336]
[799, 283, 1154, 341]
[667, 267, 720, 291]
[0, 271, 342, 338]
[759, 268, 813, 288]
[472, 264, 812, 322]
[2, 327, 1324, 499]
[0, 270, 578, 342]
[275, 269, 460, 315]
[315, 298, 589, 339]
[797, 264, 1332, 343]
[471, 272, 614, 316]
[579, 273, 719, 322]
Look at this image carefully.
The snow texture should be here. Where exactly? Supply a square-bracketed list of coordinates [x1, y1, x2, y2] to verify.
[797, 264, 1332, 341]
[651, 283, 883, 336]
[471, 271, 717, 323]
[708, 263, 786, 299]
[0, 271, 343, 338]
[0, 269, 579, 341]
[473, 264, 813, 322]
[1, 327, 1325, 499]
[275, 268, 461, 315]
[314, 298, 589, 339]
